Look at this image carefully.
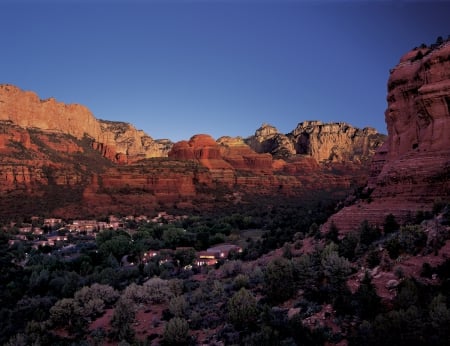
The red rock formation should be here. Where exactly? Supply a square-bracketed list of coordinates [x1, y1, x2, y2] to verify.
[0, 85, 172, 162]
[290, 121, 384, 163]
[218, 136, 273, 171]
[245, 123, 296, 157]
[246, 122, 385, 162]
[325, 40, 450, 233]
[0, 84, 384, 219]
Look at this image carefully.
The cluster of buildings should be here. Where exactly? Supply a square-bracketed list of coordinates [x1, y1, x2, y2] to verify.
[7, 214, 242, 268]
[136, 243, 243, 267]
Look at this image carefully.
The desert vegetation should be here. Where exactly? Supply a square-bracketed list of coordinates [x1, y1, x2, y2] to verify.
[1, 198, 450, 345]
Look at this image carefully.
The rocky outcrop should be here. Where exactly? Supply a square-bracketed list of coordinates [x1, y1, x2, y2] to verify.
[290, 121, 384, 163]
[0, 85, 172, 162]
[246, 121, 385, 163]
[97, 120, 173, 162]
[169, 134, 274, 172]
[245, 123, 296, 158]
[325, 39, 450, 232]
[218, 136, 273, 171]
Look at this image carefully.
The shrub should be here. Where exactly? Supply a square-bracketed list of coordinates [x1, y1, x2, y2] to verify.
[366, 250, 381, 269]
[264, 257, 296, 303]
[359, 220, 380, 247]
[398, 225, 427, 254]
[233, 274, 250, 289]
[383, 214, 399, 234]
[227, 288, 258, 328]
[338, 232, 358, 261]
[321, 252, 352, 293]
[163, 317, 189, 345]
[110, 298, 135, 342]
[168, 296, 188, 318]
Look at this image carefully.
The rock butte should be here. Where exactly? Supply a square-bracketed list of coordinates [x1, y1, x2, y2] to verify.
[325, 40, 450, 233]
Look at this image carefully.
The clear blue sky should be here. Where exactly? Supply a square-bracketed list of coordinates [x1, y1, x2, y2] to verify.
[1, 0, 449, 141]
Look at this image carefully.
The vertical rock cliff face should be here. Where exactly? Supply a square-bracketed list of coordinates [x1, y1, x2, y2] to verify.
[326, 40, 450, 232]
[96, 120, 173, 162]
[245, 121, 385, 163]
[245, 123, 296, 158]
[290, 121, 383, 163]
[0, 85, 172, 162]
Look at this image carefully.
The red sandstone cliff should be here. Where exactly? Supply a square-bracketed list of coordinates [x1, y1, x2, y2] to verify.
[0, 83, 383, 219]
[325, 39, 450, 232]
[0, 85, 172, 163]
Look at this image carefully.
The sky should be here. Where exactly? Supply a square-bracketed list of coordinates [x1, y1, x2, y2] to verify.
[0, 0, 449, 142]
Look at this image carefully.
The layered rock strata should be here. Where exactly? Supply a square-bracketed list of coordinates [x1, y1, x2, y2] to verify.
[0, 85, 172, 162]
[325, 39, 450, 232]
[245, 121, 385, 163]
[0, 84, 385, 219]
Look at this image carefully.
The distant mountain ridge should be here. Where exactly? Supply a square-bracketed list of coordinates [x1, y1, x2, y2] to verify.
[0, 83, 385, 219]
[245, 121, 383, 163]
[0, 83, 385, 164]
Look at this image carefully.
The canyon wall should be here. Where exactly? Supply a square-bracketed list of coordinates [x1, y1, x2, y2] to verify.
[245, 121, 385, 163]
[0, 83, 385, 219]
[325, 40, 450, 232]
[0, 85, 172, 162]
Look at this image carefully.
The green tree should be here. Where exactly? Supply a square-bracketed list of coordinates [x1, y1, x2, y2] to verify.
[372, 306, 423, 345]
[233, 274, 250, 289]
[338, 232, 358, 261]
[99, 235, 132, 262]
[395, 278, 418, 310]
[383, 214, 399, 234]
[74, 283, 119, 308]
[163, 317, 190, 345]
[359, 220, 380, 247]
[321, 252, 352, 294]
[162, 227, 185, 248]
[355, 272, 381, 320]
[174, 247, 196, 268]
[143, 277, 174, 304]
[168, 296, 188, 318]
[325, 221, 339, 243]
[227, 288, 258, 328]
[429, 294, 450, 343]
[110, 297, 135, 342]
[398, 225, 427, 255]
[294, 254, 319, 291]
[264, 257, 296, 303]
[49, 298, 87, 336]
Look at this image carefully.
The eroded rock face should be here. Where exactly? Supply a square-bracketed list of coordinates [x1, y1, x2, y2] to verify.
[0, 84, 384, 219]
[169, 134, 274, 171]
[245, 123, 296, 157]
[245, 121, 385, 162]
[325, 40, 450, 232]
[0, 85, 172, 162]
[290, 121, 383, 163]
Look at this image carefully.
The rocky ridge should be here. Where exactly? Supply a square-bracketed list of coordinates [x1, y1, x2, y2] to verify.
[325, 39, 450, 232]
[246, 121, 384, 163]
[0, 85, 172, 163]
[0, 84, 385, 219]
